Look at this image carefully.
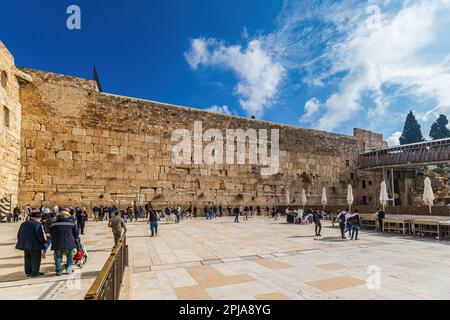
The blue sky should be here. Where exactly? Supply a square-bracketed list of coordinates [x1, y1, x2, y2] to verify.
[1, 0, 449, 145]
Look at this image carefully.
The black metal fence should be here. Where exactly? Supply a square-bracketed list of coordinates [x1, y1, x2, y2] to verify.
[85, 233, 128, 300]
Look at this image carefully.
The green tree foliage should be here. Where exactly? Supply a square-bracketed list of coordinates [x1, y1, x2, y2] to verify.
[429, 114, 450, 140]
[399, 111, 425, 145]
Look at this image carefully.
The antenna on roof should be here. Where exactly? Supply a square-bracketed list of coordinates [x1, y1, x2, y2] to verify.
[93, 65, 103, 92]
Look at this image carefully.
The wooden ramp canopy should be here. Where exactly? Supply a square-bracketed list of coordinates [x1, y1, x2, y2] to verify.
[359, 138, 450, 170]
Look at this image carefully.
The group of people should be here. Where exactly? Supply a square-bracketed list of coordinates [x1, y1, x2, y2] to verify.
[283, 206, 364, 240]
[335, 209, 362, 240]
[15, 206, 83, 278]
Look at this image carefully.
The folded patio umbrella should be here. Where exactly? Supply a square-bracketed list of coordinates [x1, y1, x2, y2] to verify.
[347, 184, 354, 212]
[321, 187, 327, 209]
[423, 177, 435, 215]
[301, 188, 307, 209]
[379, 181, 389, 211]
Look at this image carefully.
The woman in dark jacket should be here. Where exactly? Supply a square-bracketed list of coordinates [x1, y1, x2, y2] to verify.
[49, 210, 80, 275]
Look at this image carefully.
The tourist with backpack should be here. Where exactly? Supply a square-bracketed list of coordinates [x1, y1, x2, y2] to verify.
[349, 210, 361, 240]
[376, 208, 385, 232]
[234, 206, 240, 223]
[49, 210, 80, 276]
[336, 210, 347, 239]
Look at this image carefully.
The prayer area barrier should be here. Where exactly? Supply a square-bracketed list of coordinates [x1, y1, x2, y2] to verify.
[85, 233, 128, 300]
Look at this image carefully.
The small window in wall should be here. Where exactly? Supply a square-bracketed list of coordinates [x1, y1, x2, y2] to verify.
[350, 173, 354, 180]
[362, 180, 366, 189]
[3, 106, 10, 128]
[368, 180, 373, 186]
[346, 160, 350, 167]
[1, 71, 7, 88]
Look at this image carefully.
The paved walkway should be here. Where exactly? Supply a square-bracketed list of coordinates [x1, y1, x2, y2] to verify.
[1, 216, 450, 299]
[127, 216, 450, 300]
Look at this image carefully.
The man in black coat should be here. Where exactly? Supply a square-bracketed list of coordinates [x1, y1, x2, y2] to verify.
[15, 211, 46, 277]
[49, 210, 80, 276]
[76, 207, 88, 235]
[376, 208, 385, 232]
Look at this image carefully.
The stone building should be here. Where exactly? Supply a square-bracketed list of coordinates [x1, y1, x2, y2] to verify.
[0, 41, 388, 210]
[0, 41, 31, 210]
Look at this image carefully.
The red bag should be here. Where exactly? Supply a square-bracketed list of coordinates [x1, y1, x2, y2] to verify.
[74, 249, 84, 261]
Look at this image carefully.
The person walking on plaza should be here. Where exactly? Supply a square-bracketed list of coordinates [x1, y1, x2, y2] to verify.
[109, 211, 127, 246]
[376, 208, 385, 232]
[76, 207, 88, 235]
[15, 211, 46, 278]
[344, 210, 352, 238]
[336, 210, 347, 239]
[50, 210, 80, 276]
[13, 206, 20, 223]
[273, 207, 280, 221]
[108, 206, 114, 221]
[234, 206, 240, 223]
[24, 204, 32, 221]
[312, 209, 322, 237]
[148, 209, 159, 237]
[244, 206, 249, 220]
[349, 210, 361, 240]
[92, 205, 100, 221]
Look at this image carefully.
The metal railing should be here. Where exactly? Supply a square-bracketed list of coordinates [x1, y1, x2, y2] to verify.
[85, 233, 128, 300]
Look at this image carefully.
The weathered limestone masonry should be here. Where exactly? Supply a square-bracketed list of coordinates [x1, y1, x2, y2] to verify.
[16, 66, 386, 209]
[0, 41, 31, 209]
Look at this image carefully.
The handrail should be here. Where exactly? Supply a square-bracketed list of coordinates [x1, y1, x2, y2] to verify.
[84, 233, 128, 300]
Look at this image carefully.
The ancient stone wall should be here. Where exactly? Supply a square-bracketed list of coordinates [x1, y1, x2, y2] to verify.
[17, 67, 379, 209]
[0, 41, 22, 209]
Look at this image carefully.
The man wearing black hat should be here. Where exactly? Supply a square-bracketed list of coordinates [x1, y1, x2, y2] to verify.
[15, 210, 46, 277]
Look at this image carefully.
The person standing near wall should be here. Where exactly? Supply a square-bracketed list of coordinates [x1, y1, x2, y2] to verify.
[312, 209, 322, 237]
[76, 207, 88, 235]
[376, 208, 385, 232]
[15, 211, 46, 277]
[13, 206, 20, 223]
[148, 208, 159, 237]
[234, 206, 240, 223]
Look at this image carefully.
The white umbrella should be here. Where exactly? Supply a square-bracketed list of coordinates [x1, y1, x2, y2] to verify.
[286, 190, 290, 205]
[379, 181, 389, 211]
[347, 184, 354, 212]
[423, 177, 435, 215]
[321, 187, 327, 209]
[301, 188, 307, 209]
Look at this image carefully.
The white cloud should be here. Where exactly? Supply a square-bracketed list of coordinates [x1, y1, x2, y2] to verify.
[387, 131, 402, 146]
[299, 98, 321, 122]
[205, 105, 233, 115]
[301, 0, 450, 132]
[185, 38, 285, 116]
[185, 0, 450, 139]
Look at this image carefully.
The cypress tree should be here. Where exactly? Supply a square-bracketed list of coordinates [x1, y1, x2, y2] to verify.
[399, 111, 425, 145]
[429, 114, 450, 140]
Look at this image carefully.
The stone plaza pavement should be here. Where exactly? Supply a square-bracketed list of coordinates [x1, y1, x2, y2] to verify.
[128, 216, 450, 300]
[1, 216, 450, 300]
